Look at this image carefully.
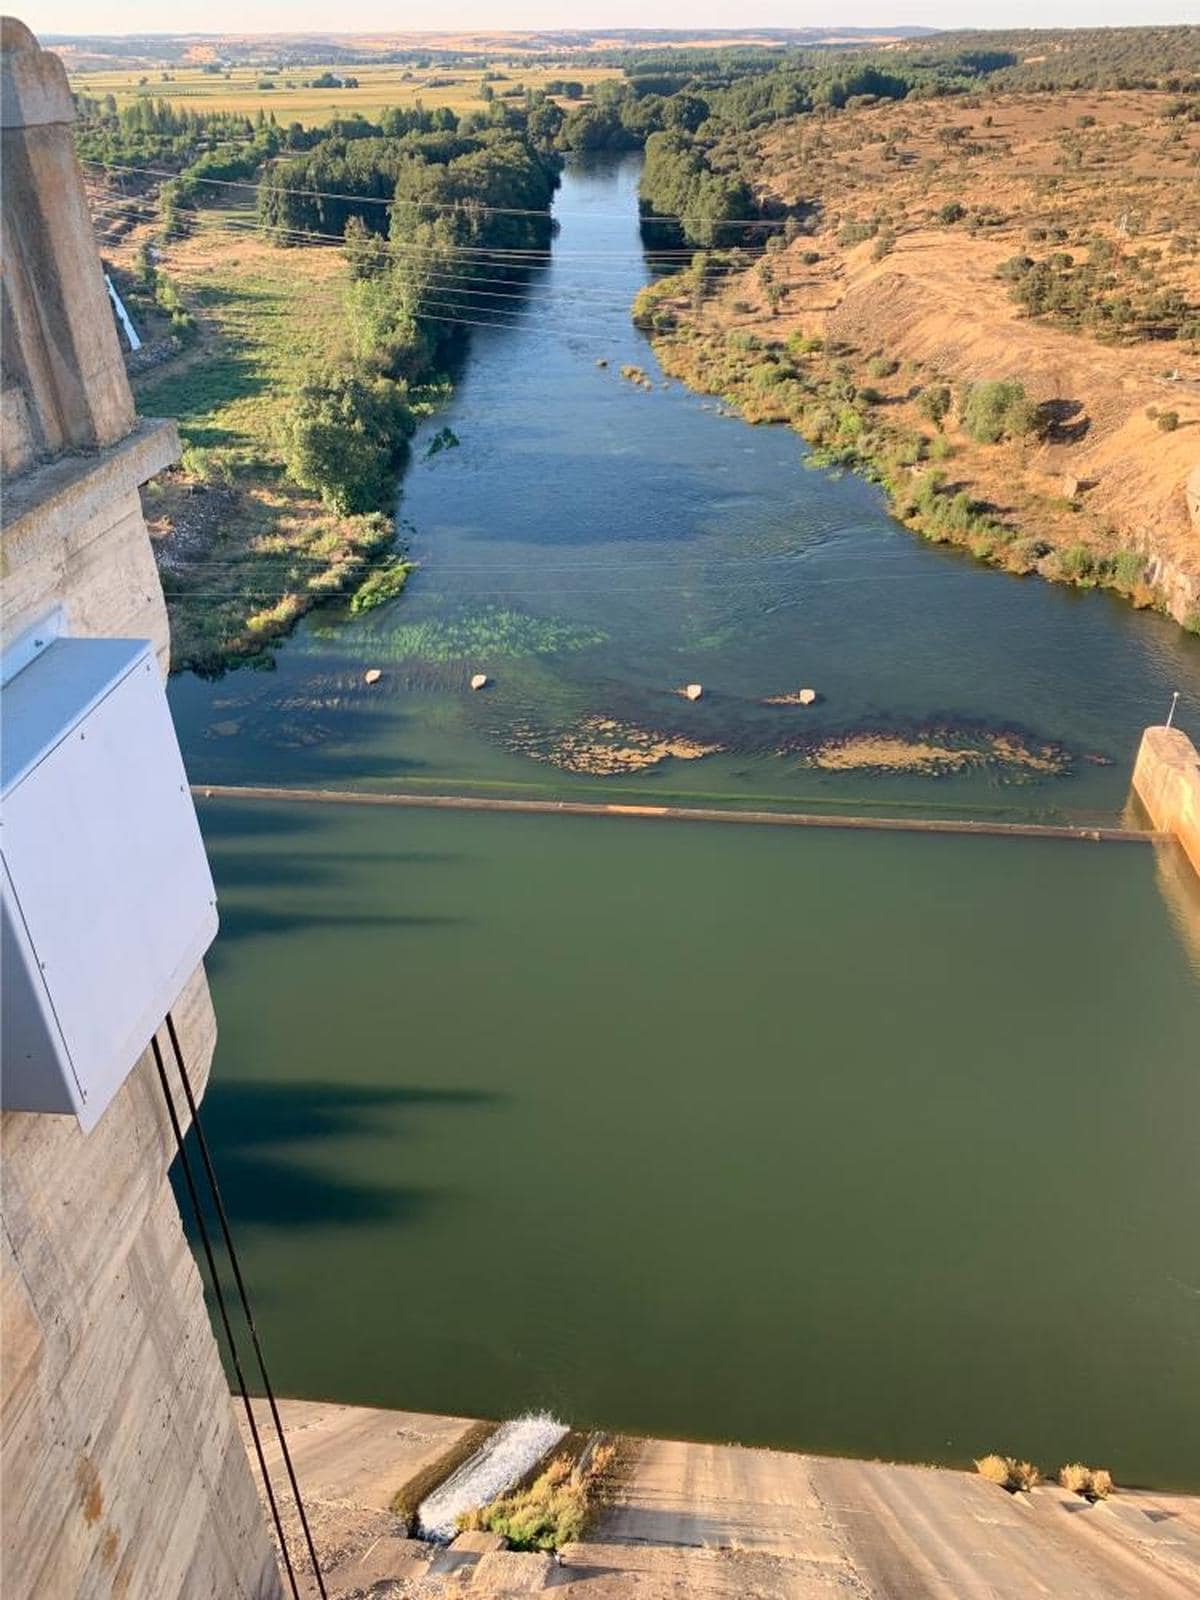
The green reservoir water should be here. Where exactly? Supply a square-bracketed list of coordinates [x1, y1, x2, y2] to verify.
[200, 799, 1200, 1487]
[172, 155, 1200, 1484]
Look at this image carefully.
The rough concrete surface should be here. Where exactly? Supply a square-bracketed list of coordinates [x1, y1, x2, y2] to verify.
[241, 1400, 1200, 1599]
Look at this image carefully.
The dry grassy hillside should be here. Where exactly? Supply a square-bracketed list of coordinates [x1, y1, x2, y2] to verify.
[652, 91, 1200, 625]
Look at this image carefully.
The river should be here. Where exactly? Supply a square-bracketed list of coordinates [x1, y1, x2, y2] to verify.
[173, 155, 1200, 1486]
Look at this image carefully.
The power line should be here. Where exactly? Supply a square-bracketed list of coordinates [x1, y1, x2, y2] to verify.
[80, 155, 792, 231]
[163, 1012, 328, 1600]
[151, 1032, 304, 1600]
[86, 189, 766, 263]
[88, 199, 747, 307]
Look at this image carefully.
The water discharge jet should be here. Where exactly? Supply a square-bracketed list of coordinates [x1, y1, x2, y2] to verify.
[416, 1411, 569, 1543]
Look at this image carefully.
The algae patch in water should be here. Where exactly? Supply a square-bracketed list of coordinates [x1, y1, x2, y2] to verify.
[360, 607, 606, 664]
[510, 714, 724, 775]
[791, 725, 1075, 779]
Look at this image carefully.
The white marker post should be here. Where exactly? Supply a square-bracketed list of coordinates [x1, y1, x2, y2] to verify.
[1165, 690, 1180, 729]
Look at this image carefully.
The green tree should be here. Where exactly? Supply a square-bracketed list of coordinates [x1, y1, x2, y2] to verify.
[280, 369, 415, 514]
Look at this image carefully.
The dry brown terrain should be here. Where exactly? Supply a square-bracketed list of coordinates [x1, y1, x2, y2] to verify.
[655, 91, 1200, 626]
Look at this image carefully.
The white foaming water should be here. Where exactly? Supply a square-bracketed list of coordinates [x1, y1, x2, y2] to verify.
[417, 1411, 569, 1542]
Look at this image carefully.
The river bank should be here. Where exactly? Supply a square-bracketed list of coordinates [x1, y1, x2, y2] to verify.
[633, 89, 1200, 633]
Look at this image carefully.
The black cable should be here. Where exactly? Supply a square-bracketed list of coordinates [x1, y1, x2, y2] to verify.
[165, 1012, 328, 1600]
[151, 1033, 302, 1600]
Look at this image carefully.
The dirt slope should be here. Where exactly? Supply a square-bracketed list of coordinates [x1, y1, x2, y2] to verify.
[672, 90, 1200, 624]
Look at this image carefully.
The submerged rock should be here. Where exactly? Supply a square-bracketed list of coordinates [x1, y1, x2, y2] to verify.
[471, 672, 489, 691]
[684, 683, 703, 701]
[763, 687, 819, 706]
[363, 668, 383, 685]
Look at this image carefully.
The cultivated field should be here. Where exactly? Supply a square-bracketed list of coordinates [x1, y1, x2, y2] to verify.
[69, 61, 616, 125]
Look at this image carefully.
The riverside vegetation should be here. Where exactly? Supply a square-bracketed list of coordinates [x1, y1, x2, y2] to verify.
[88, 97, 558, 670]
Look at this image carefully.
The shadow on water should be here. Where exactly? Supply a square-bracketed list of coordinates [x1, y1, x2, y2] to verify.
[211, 905, 462, 949]
[176, 1079, 500, 1230]
[199, 801, 471, 969]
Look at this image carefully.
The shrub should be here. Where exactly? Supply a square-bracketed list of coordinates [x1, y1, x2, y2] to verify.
[976, 1455, 1041, 1492]
[801, 250, 821, 265]
[1058, 1463, 1114, 1499]
[961, 381, 1041, 444]
[460, 1445, 615, 1552]
[937, 201, 967, 224]
[1157, 410, 1180, 431]
[349, 557, 412, 614]
[975, 1454, 1012, 1487]
[1112, 549, 1148, 591]
[1059, 543, 1096, 582]
[917, 384, 952, 428]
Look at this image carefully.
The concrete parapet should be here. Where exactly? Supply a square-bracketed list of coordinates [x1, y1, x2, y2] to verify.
[1132, 724, 1200, 879]
[1, 18, 134, 471]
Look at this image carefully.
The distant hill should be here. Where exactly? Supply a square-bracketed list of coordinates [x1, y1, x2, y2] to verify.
[48, 28, 936, 74]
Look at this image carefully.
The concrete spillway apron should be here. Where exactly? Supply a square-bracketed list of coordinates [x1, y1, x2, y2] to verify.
[192, 784, 1169, 845]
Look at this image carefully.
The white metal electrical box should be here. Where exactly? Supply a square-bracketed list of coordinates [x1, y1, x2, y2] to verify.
[1, 636, 218, 1132]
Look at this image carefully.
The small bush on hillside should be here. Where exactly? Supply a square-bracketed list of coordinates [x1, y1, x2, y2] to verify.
[917, 384, 952, 429]
[1058, 543, 1096, 582]
[1157, 410, 1180, 431]
[937, 201, 967, 224]
[1112, 550, 1148, 591]
[961, 381, 1041, 444]
[838, 218, 878, 247]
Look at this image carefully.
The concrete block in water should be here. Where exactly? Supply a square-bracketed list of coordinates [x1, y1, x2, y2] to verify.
[1133, 724, 1200, 879]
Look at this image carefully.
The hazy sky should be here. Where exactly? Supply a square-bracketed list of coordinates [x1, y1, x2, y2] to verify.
[24, 1, 1199, 39]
